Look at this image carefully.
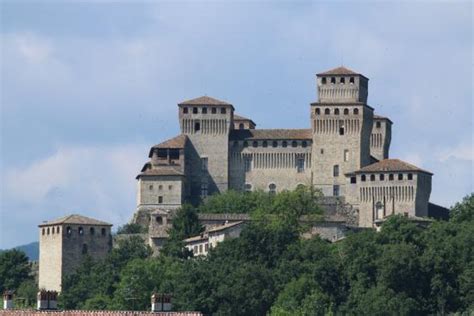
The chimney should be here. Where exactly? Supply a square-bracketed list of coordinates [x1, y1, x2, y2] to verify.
[37, 290, 58, 310]
[151, 293, 172, 312]
[3, 290, 14, 310]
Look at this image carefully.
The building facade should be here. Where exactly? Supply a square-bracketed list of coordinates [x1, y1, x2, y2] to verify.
[38, 215, 112, 292]
[135, 66, 434, 228]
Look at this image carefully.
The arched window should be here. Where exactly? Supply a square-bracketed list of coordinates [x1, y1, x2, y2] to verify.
[202, 107, 207, 114]
[272, 141, 278, 147]
[407, 173, 413, 180]
[330, 77, 336, 84]
[376, 121, 381, 128]
[370, 174, 375, 181]
[56, 227, 60, 234]
[193, 107, 198, 114]
[47, 228, 50, 235]
[361, 175, 366, 182]
[90, 227, 95, 235]
[340, 77, 345, 84]
[239, 123, 244, 130]
[398, 173, 403, 180]
[211, 108, 217, 114]
[334, 108, 340, 115]
[324, 108, 330, 115]
[302, 141, 307, 148]
[243, 141, 248, 148]
[389, 174, 394, 181]
[344, 108, 349, 115]
[262, 141, 268, 148]
[315, 108, 320, 115]
[291, 141, 297, 147]
[380, 174, 385, 181]
[349, 77, 355, 84]
[339, 120, 345, 136]
[252, 141, 258, 148]
[282, 141, 287, 148]
[194, 122, 200, 132]
[244, 183, 252, 192]
[66, 226, 72, 236]
[322, 77, 327, 84]
[333, 165, 339, 177]
[101, 228, 106, 236]
[353, 108, 359, 115]
[183, 107, 188, 114]
[221, 108, 226, 114]
[78, 227, 84, 236]
[42, 228, 45, 236]
[156, 216, 163, 225]
[269, 183, 276, 194]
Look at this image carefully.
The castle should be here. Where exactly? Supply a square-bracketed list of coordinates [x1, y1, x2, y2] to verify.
[135, 66, 435, 228]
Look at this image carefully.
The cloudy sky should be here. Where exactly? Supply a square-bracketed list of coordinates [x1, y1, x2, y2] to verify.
[1, 1, 472, 249]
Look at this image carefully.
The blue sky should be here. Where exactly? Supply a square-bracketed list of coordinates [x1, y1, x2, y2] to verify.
[0, 1, 472, 249]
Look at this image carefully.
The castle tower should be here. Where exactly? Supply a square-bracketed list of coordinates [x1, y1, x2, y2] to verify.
[178, 96, 234, 201]
[311, 67, 373, 197]
[370, 115, 392, 161]
[38, 214, 112, 292]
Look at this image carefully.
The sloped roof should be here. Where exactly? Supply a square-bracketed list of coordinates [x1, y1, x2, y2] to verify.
[374, 114, 393, 124]
[233, 114, 256, 127]
[39, 214, 112, 227]
[136, 167, 184, 179]
[230, 129, 312, 140]
[208, 221, 243, 233]
[317, 66, 368, 79]
[152, 134, 187, 150]
[353, 159, 433, 175]
[178, 96, 232, 106]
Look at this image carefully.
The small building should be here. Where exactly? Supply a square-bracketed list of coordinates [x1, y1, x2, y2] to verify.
[38, 214, 112, 292]
[184, 221, 244, 256]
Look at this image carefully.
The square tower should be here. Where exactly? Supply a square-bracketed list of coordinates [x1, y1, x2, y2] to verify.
[38, 214, 112, 292]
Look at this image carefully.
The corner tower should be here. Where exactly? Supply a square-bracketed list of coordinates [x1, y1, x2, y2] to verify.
[311, 67, 373, 197]
[178, 96, 233, 201]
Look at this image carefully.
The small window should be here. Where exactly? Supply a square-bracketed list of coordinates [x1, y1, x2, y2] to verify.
[330, 77, 336, 84]
[194, 245, 198, 254]
[262, 141, 268, 148]
[333, 165, 339, 177]
[56, 227, 60, 234]
[252, 141, 258, 148]
[370, 175, 375, 181]
[52, 227, 55, 234]
[350, 176, 357, 184]
[408, 173, 413, 180]
[340, 77, 345, 84]
[211, 108, 217, 114]
[244, 157, 252, 172]
[90, 227, 95, 235]
[324, 108, 330, 115]
[282, 141, 287, 148]
[101, 228, 106, 236]
[296, 158, 305, 173]
[389, 174, 394, 181]
[380, 174, 385, 181]
[159, 185, 163, 190]
[221, 108, 226, 114]
[320, 148, 324, 154]
[353, 108, 359, 115]
[168, 185, 173, 190]
[269, 183, 276, 194]
[344, 108, 349, 115]
[82, 244, 88, 255]
[158, 196, 163, 204]
[339, 126, 345, 136]
[183, 107, 188, 114]
[149, 185, 153, 190]
[239, 123, 244, 130]
[376, 121, 381, 128]
[361, 175, 366, 182]
[398, 173, 403, 180]
[199, 244, 203, 253]
[201, 157, 208, 171]
[42, 228, 45, 235]
[302, 141, 307, 148]
[205, 243, 209, 252]
[202, 107, 207, 114]
[193, 107, 198, 114]
[334, 108, 340, 115]
[78, 227, 84, 235]
[47, 228, 50, 235]
[322, 77, 327, 84]
[244, 183, 252, 192]
[349, 77, 355, 84]
[344, 149, 349, 162]
[315, 108, 320, 115]
[272, 141, 278, 147]
[243, 141, 248, 147]
[291, 141, 297, 148]
[333, 185, 340, 197]
[156, 216, 163, 225]
[194, 122, 201, 132]
[67, 226, 72, 236]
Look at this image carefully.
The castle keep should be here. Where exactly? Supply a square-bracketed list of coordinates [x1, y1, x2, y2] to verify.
[135, 66, 434, 228]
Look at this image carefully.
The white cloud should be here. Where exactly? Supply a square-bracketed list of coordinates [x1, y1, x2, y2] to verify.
[436, 142, 474, 162]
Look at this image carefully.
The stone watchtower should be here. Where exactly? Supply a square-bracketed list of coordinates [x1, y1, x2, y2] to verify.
[311, 67, 373, 197]
[38, 214, 112, 292]
[178, 96, 234, 202]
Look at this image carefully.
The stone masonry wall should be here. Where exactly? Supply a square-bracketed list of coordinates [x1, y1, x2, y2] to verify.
[0, 311, 202, 316]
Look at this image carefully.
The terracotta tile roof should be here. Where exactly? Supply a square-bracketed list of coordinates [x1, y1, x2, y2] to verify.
[230, 128, 312, 140]
[152, 134, 188, 149]
[183, 234, 207, 243]
[208, 221, 244, 233]
[353, 159, 433, 175]
[317, 66, 359, 76]
[178, 96, 232, 106]
[39, 214, 112, 227]
[136, 167, 184, 179]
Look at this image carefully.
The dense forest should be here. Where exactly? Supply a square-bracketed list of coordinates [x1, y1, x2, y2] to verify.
[1, 189, 473, 315]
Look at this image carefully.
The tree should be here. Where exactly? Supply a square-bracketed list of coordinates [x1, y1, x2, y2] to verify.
[0, 249, 31, 292]
[450, 193, 474, 223]
[116, 223, 146, 234]
[199, 190, 273, 214]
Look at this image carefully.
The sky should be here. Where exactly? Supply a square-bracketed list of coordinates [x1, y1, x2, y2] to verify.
[0, 1, 472, 249]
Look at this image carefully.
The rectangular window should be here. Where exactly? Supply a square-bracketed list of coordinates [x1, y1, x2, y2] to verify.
[201, 157, 208, 171]
[158, 196, 163, 204]
[350, 176, 357, 184]
[333, 185, 340, 197]
[194, 122, 201, 132]
[344, 150, 349, 162]
[244, 157, 252, 172]
[296, 158, 305, 173]
[333, 165, 340, 177]
[398, 173, 403, 180]
[183, 107, 188, 114]
[201, 183, 208, 198]
[205, 243, 209, 252]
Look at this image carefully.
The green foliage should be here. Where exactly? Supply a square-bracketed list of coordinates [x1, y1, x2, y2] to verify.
[15, 279, 37, 308]
[116, 223, 146, 234]
[450, 193, 474, 223]
[199, 189, 273, 214]
[0, 249, 31, 292]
